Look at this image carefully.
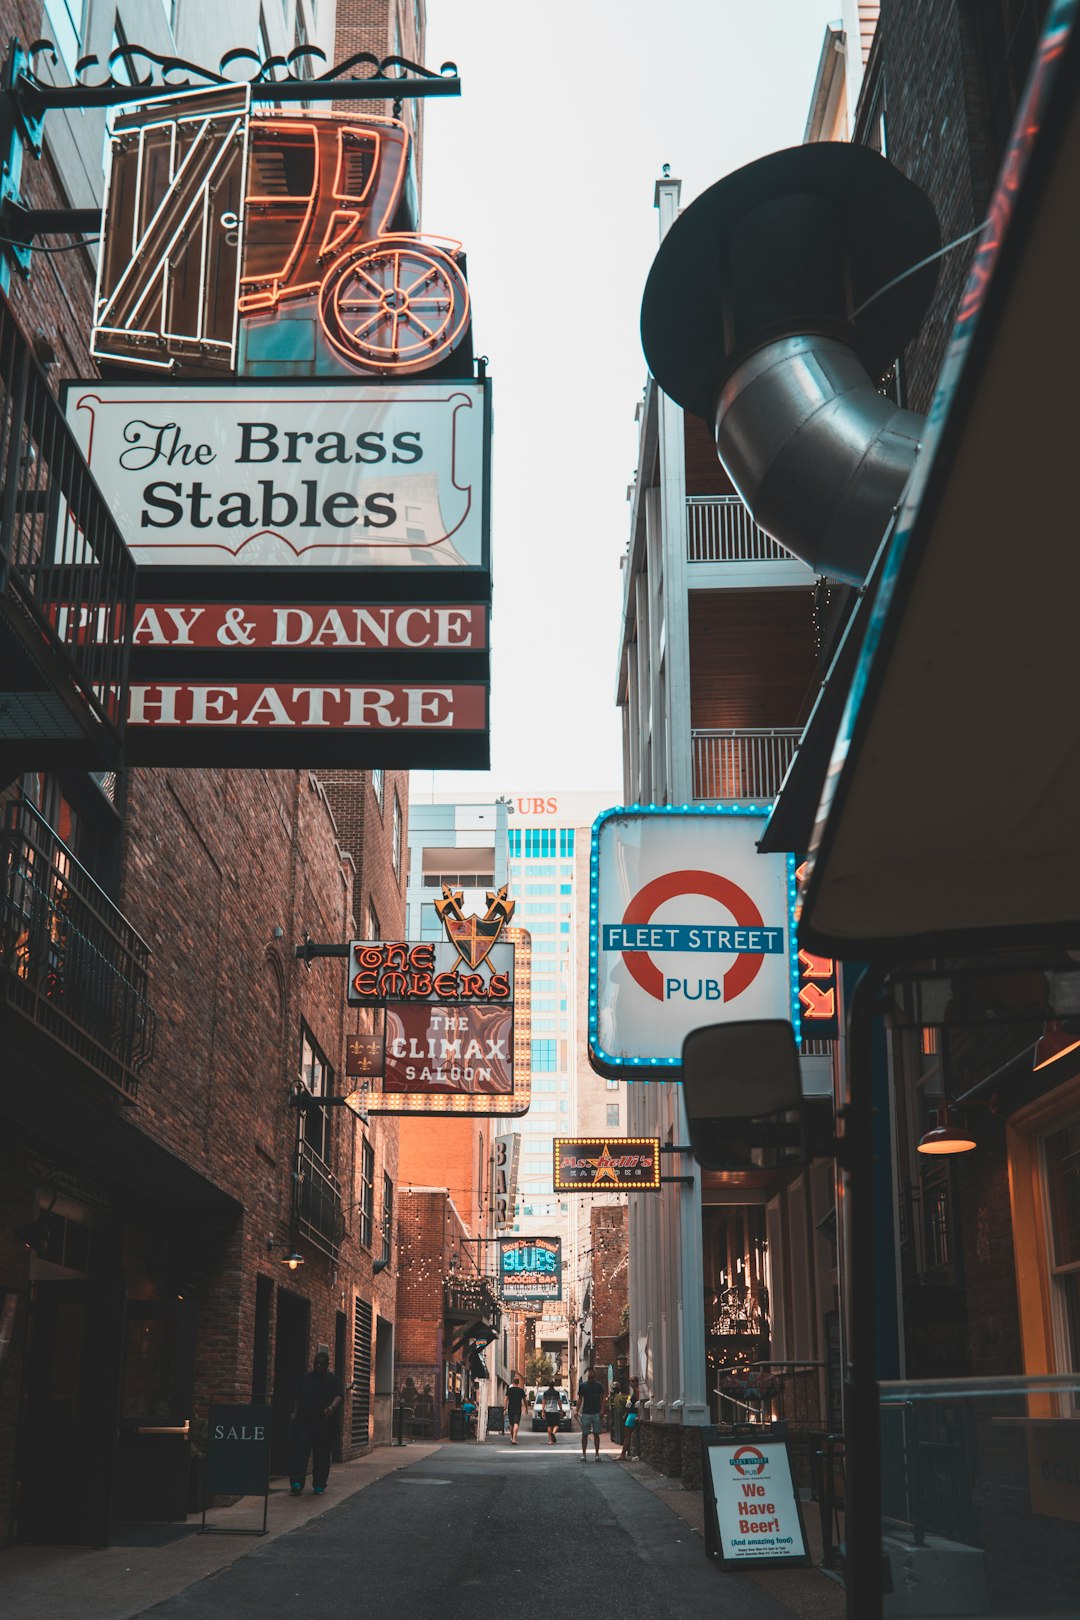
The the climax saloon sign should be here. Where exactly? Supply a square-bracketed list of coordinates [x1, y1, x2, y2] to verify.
[553, 1138, 661, 1193]
[352, 887, 530, 1119]
[63, 392, 490, 775]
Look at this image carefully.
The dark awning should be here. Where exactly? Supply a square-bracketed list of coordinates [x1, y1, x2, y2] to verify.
[799, 9, 1080, 960]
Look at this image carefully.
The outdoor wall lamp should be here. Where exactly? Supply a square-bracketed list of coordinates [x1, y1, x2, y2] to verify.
[1033, 1018, 1080, 1070]
[917, 1093, 998, 1156]
[267, 1238, 304, 1269]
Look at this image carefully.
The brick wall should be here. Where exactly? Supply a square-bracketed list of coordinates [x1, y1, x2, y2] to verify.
[590, 1204, 628, 1377]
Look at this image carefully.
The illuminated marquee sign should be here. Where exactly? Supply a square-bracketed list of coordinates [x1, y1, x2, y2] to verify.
[66, 383, 488, 572]
[589, 807, 800, 1078]
[498, 1237, 562, 1303]
[553, 1138, 661, 1193]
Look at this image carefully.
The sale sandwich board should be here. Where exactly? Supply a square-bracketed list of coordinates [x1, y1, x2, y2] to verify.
[700, 1427, 810, 1569]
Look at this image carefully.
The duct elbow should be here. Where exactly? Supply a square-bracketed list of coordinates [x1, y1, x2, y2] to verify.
[713, 334, 925, 583]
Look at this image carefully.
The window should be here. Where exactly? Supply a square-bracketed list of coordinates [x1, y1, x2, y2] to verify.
[368, 898, 381, 941]
[526, 884, 555, 896]
[606, 1079, 620, 1092]
[392, 794, 403, 880]
[1044, 1119, 1080, 1403]
[420, 902, 443, 940]
[559, 829, 575, 858]
[299, 1025, 333, 1161]
[371, 768, 384, 808]
[606, 1104, 620, 1128]
[359, 1138, 375, 1248]
[560, 884, 572, 895]
[532, 1040, 557, 1071]
[525, 864, 555, 876]
[508, 828, 521, 857]
[382, 1173, 394, 1263]
[560, 922, 570, 934]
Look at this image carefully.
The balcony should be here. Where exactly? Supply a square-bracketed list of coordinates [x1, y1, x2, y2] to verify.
[686, 495, 796, 563]
[0, 297, 135, 776]
[0, 798, 155, 1100]
[293, 1137, 345, 1261]
[444, 1274, 500, 1327]
[692, 728, 800, 802]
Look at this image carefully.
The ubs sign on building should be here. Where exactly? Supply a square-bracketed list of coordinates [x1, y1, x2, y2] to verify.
[65, 85, 491, 770]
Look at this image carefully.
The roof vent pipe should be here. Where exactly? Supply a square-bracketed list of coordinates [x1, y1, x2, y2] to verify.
[640, 144, 941, 583]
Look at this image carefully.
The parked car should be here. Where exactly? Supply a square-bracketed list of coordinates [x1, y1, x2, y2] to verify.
[532, 1389, 572, 1431]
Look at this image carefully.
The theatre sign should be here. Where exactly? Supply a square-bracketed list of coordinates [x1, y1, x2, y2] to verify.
[63, 88, 491, 771]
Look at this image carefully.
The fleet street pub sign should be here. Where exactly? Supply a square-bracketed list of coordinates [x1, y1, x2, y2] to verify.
[60, 88, 490, 771]
[589, 807, 801, 1079]
[346, 887, 530, 1118]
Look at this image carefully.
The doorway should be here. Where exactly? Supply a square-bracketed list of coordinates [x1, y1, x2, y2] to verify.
[112, 1296, 197, 1522]
[17, 1278, 125, 1545]
[270, 1288, 310, 1474]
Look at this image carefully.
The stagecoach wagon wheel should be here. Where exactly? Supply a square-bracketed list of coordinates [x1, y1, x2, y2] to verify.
[318, 241, 470, 375]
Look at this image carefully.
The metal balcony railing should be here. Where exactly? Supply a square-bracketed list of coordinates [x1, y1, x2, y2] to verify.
[293, 1137, 345, 1261]
[687, 495, 796, 564]
[691, 728, 800, 802]
[444, 1274, 500, 1324]
[0, 798, 155, 1099]
[0, 296, 135, 767]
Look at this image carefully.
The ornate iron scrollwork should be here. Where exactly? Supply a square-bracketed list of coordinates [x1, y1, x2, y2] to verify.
[23, 37, 459, 96]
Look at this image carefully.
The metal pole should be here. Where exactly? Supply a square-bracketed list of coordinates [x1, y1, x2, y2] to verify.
[844, 966, 885, 1619]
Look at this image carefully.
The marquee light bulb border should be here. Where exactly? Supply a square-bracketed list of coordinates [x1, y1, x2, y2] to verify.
[587, 805, 802, 1076]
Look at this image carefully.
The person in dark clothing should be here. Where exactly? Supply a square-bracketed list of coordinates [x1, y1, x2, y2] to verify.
[541, 1379, 565, 1444]
[290, 1349, 344, 1495]
[505, 1374, 526, 1444]
[575, 1366, 607, 1460]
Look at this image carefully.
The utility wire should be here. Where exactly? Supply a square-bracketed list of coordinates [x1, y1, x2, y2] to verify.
[852, 221, 988, 319]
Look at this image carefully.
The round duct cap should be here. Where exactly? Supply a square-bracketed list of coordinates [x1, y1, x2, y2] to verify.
[641, 143, 941, 420]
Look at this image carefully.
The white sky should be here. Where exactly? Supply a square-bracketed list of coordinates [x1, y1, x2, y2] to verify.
[419, 1, 840, 801]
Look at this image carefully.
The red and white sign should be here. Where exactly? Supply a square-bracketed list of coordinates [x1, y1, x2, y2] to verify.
[708, 1437, 807, 1565]
[51, 602, 487, 651]
[127, 682, 486, 731]
[590, 809, 793, 1073]
[65, 382, 487, 570]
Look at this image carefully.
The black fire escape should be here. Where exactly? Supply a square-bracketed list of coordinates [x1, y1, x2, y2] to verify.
[0, 297, 135, 786]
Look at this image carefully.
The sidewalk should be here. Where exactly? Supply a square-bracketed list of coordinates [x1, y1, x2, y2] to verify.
[0, 1444, 443, 1620]
[612, 1444, 845, 1620]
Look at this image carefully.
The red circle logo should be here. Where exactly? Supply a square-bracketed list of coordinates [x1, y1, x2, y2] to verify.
[620, 869, 767, 1003]
[732, 1444, 767, 1476]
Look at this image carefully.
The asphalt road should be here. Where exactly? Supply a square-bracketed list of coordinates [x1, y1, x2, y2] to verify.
[139, 1431, 803, 1619]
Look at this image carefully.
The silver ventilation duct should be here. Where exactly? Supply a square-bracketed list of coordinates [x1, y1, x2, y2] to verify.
[640, 144, 941, 582]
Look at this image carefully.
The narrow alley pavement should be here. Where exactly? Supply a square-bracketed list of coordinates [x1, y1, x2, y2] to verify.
[0, 1432, 844, 1620]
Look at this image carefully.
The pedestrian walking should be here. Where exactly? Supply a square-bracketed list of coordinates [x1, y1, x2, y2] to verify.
[505, 1373, 527, 1444]
[575, 1365, 607, 1461]
[541, 1378, 563, 1444]
[289, 1349, 344, 1496]
[618, 1381, 640, 1461]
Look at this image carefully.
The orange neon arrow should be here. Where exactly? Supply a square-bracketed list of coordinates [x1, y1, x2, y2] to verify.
[799, 983, 837, 1019]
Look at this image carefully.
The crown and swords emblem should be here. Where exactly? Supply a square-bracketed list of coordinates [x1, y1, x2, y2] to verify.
[435, 883, 516, 970]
